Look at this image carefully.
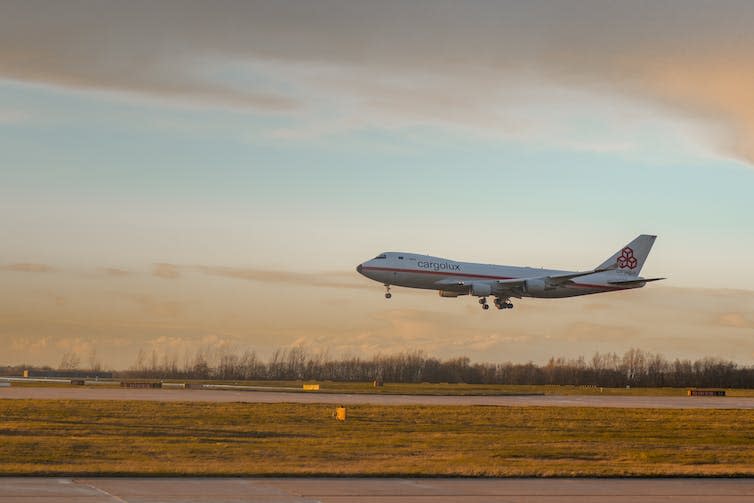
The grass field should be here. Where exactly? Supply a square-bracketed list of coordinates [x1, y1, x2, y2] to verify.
[2, 399, 754, 476]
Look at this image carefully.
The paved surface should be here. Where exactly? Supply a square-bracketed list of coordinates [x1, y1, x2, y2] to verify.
[2, 478, 754, 502]
[2, 386, 754, 408]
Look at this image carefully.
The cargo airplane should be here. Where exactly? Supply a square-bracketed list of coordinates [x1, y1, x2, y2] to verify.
[356, 234, 663, 310]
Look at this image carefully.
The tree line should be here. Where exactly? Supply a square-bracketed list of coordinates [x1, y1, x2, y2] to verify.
[122, 346, 754, 388]
[4, 347, 753, 388]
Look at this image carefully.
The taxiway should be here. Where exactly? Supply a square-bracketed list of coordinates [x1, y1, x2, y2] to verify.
[2, 386, 753, 408]
[2, 477, 754, 502]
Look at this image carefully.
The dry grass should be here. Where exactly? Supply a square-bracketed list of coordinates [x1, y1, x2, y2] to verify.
[1, 399, 754, 477]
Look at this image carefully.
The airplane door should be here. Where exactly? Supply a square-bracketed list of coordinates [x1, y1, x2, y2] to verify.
[393, 257, 403, 283]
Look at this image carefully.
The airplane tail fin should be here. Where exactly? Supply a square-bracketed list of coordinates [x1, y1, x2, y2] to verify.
[597, 235, 657, 276]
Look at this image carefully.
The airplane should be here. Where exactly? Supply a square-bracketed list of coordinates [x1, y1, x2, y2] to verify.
[356, 234, 664, 310]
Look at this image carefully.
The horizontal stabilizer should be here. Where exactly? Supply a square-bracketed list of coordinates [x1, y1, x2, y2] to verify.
[608, 277, 665, 286]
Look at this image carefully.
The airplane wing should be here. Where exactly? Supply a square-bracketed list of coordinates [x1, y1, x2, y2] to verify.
[494, 266, 614, 287]
[435, 267, 613, 296]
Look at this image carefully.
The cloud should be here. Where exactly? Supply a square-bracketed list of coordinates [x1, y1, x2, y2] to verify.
[142, 333, 240, 360]
[1, 262, 55, 272]
[716, 312, 754, 330]
[283, 307, 536, 360]
[2, 2, 754, 161]
[3, 258, 754, 369]
[9, 335, 50, 353]
[101, 267, 132, 277]
[636, 57, 754, 162]
[0, 2, 297, 110]
[120, 293, 186, 319]
[152, 263, 180, 279]
[563, 321, 639, 343]
[54, 335, 95, 355]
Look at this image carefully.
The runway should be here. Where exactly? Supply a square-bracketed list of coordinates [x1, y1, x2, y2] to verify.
[2, 386, 754, 408]
[3, 477, 754, 502]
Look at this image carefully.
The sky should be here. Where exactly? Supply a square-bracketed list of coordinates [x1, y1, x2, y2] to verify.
[1, 1, 753, 369]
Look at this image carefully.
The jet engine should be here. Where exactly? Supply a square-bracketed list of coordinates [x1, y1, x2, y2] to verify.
[524, 278, 548, 294]
[470, 283, 492, 297]
[439, 291, 462, 298]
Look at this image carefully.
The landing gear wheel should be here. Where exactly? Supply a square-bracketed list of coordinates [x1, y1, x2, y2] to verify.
[385, 293, 392, 299]
[494, 298, 514, 310]
[478, 298, 486, 305]
[482, 303, 490, 310]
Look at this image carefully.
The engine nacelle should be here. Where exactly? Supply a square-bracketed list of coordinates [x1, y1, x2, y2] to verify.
[524, 278, 548, 294]
[439, 290, 462, 298]
[469, 283, 492, 297]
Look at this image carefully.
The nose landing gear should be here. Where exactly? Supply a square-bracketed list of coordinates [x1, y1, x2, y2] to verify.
[384, 284, 392, 299]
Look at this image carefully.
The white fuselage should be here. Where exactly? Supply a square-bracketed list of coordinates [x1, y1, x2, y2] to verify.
[357, 252, 638, 299]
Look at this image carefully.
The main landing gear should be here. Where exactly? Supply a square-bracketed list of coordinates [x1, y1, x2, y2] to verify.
[384, 284, 392, 299]
[493, 297, 514, 310]
[479, 297, 514, 310]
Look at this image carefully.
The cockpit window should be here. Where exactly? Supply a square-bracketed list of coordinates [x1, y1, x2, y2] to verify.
[374, 254, 387, 259]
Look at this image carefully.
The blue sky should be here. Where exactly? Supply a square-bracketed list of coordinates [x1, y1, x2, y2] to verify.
[3, 78, 752, 285]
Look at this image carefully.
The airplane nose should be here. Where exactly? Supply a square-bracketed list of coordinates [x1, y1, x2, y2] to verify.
[356, 264, 363, 274]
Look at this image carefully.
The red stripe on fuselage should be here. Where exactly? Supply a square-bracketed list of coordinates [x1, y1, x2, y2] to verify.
[363, 265, 512, 281]
[360, 266, 629, 291]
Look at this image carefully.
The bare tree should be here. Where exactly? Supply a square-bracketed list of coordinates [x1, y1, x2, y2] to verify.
[59, 352, 80, 370]
[87, 347, 102, 372]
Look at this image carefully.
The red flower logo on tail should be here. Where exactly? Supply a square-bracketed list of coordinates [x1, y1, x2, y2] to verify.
[617, 247, 638, 269]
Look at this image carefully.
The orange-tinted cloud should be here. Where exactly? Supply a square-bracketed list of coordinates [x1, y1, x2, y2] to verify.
[636, 58, 754, 162]
[102, 267, 132, 277]
[563, 321, 639, 343]
[716, 312, 754, 330]
[153, 263, 180, 279]
[1, 263, 55, 272]
[120, 293, 186, 319]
